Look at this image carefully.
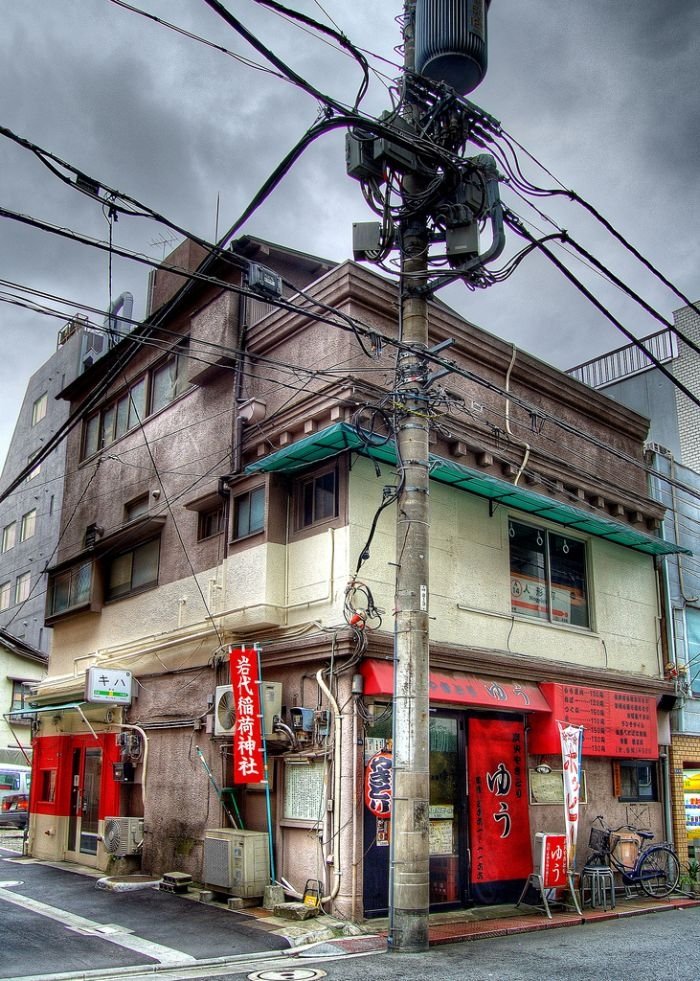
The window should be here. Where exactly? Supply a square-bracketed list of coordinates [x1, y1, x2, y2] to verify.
[1, 522, 16, 553]
[614, 761, 658, 802]
[106, 538, 160, 600]
[31, 392, 48, 426]
[82, 376, 148, 459]
[199, 503, 225, 541]
[81, 346, 188, 461]
[15, 572, 31, 604]
[125, 495, 149, 521]
[297, 466, 338, 529]
[0, 581, 11, 611]
[27, 457, 41, 480]
[9, 681, 30, 716]
[47, 562, 93, 618]
[20, 509, 36, 542]
[39, 769, 56, 803]
[150, 341, 190, 414]
[233, 487, 265, 539]
[509, 519, 589, 628]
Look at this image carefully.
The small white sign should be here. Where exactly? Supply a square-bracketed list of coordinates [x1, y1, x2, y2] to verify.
[86, 667, 133, 705]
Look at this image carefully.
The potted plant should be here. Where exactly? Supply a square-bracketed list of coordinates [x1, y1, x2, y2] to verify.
[682, 859, 700, 897]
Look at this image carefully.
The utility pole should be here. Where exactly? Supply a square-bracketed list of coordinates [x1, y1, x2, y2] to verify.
[388, 0, 431, 954]
[346, 0, 496, 954]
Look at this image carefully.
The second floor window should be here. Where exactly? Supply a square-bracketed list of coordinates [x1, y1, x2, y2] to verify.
[509, 519, 590, 628]
[106, 538, 160, 600]
[233, 487, 265, 540]
[297, 466, 338, 529]
[0, 581, 11, 611]
[199, 504, 225, 541]
[20, 509, 36, 542]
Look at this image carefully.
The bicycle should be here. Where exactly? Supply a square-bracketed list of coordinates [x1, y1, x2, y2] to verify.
[586, 815, 680, 898]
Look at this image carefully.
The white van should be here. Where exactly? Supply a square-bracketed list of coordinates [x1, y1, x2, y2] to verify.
[0, 765, 31, 805]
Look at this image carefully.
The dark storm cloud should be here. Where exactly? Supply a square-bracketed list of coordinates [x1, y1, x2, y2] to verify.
[0, 0, 697, 460]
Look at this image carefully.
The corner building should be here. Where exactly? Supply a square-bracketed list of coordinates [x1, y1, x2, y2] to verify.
[25, 238, 684, 918]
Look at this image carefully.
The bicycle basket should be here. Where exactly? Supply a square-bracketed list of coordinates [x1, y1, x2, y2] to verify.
[588, 826, 611, 853]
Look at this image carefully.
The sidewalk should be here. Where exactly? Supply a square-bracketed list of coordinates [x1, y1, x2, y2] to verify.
[3, 842, 700, 980]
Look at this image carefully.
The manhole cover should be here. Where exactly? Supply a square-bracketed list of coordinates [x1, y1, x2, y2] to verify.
[247, 970, 327, 981]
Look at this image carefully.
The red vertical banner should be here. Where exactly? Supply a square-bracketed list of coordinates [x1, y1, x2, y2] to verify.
[230, 647, 264, 784]
[468, 717, 532, 890]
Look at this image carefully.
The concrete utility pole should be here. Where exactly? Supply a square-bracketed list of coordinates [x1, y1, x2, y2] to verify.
[389, 1, 431, 954]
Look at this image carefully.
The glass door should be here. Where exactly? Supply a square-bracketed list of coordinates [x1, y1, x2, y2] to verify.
[66, 743, 103, 858]
[429, 713, 465, 907]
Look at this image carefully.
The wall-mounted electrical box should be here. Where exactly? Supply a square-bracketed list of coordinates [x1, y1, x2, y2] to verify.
[290, 707, 315, 733]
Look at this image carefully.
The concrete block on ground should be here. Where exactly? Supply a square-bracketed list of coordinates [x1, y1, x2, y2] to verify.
[273, 901, 323, 921]
[263, 884, 286, 909]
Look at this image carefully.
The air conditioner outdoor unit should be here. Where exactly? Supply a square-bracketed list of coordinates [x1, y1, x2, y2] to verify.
[214, 685, 235, 736]
[213, 682, 282, 737]
[203, 828, 269, 897]
[103, 816, 144, 857]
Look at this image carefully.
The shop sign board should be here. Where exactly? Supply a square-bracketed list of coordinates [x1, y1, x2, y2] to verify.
[85, 667, 132, 705]
[529, 683, 657, 758]
[536, 832, 568, 888]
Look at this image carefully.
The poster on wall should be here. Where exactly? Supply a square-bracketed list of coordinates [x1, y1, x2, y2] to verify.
[468, 717, 532, 901]
[684, 769, 700, 842]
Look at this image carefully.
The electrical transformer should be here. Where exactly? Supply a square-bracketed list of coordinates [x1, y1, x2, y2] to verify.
[415, 0, 492, 95]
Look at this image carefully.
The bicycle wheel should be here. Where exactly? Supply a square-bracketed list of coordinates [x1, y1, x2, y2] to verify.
[637, 845, 680, 897]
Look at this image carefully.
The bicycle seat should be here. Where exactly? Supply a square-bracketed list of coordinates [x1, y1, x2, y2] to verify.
[637, 830, 654, 840]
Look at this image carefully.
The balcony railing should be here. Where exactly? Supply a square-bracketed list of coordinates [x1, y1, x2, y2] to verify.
[567, 329, 677, 389]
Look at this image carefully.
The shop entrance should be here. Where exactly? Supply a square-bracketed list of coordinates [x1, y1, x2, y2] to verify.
[363, 708, 532, 916]
[66, 741, 103, 860]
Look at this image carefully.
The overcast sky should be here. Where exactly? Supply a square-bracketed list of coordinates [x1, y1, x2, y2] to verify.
[1, 0, 699, 465]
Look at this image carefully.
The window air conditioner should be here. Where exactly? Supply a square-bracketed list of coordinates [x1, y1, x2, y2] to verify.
[103, 817, 144, 857]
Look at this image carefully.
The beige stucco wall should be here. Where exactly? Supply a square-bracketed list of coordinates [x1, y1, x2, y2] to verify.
[346, 457, 661, 676]
[43, 454, 661, 692]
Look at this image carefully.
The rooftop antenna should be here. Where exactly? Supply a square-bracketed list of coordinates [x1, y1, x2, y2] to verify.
[149, 233, 179, 259]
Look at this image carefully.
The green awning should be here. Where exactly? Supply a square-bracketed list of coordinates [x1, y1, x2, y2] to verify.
[5, 701, 98, 738]
[245, 422, 690, 557]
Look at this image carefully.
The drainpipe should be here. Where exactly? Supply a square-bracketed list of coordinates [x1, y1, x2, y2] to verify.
[659, 749, 674, 848]
[316, 668, 342, 905]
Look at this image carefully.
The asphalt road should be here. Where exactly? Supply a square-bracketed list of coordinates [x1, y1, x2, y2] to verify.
[2, 828, 699, 981]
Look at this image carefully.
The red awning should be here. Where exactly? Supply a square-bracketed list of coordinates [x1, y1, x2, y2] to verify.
[360, 659, 550, 713]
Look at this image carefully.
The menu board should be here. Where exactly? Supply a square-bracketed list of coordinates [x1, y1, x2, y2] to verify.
[529, 683, 658, 758]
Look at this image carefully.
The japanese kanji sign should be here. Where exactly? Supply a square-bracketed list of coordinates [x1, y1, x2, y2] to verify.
[468, 717, 532, 894]
[529, 683, 658, 758]
[85, 667, 132, 704]
[559, 722, 583, 869]
[537, 832, 568, 888]
[230, 647, 264, 785]
[364, 750, 392, 818]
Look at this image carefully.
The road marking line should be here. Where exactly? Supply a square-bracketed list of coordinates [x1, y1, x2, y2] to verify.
[0, 886, 196, 965]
